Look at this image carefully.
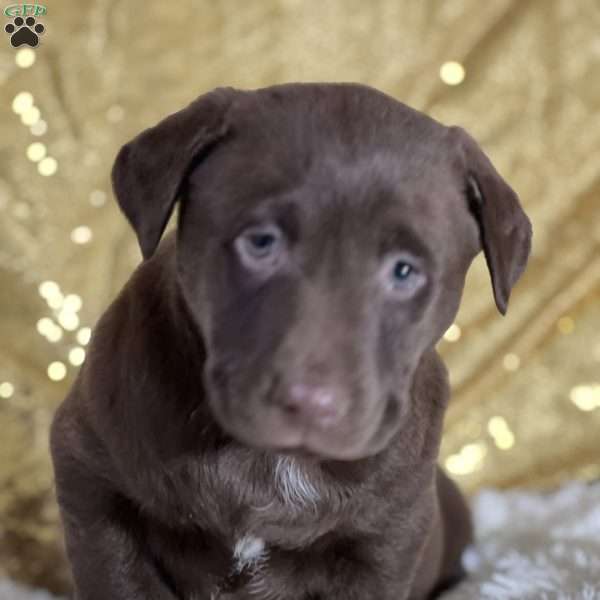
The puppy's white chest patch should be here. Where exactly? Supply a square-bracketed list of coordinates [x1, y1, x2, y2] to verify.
[274, 456, 319, 510]
[233, 534, 267, 572]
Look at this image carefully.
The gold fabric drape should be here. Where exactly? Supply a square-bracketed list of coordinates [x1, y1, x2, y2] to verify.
[0, 0, 598, 593]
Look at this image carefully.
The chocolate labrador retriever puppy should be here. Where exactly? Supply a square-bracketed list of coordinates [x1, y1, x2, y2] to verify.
[49, 83, 531, 600]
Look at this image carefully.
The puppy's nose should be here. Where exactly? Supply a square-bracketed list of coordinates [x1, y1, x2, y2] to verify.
[282, 383, 345, 428]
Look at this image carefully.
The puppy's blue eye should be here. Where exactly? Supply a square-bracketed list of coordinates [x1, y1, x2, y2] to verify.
[249, 233, 276, 251]
[383, 255, 426, 298]
[393, 261, 413, 281]
[235, 224, 283, 267]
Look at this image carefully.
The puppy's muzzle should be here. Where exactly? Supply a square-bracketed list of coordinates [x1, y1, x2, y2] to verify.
[278, 382, 349, 429]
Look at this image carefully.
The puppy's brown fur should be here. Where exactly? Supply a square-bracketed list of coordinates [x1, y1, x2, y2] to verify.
[50, 83, 531, 600]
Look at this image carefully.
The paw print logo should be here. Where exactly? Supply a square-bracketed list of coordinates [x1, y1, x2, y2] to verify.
[5, 16, 45, 48]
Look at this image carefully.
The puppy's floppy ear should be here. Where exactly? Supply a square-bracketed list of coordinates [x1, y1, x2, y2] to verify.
[111, 87, 237, 260]
[450, 126, 532, 315]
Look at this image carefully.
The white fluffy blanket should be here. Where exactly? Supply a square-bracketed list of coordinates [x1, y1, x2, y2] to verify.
[444, 481, 600, 599]
[2, 482, 599, 599]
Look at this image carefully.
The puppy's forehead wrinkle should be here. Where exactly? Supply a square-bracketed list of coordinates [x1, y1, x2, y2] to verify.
[210, 85, 453, 213]
[245, 157, 453, 257]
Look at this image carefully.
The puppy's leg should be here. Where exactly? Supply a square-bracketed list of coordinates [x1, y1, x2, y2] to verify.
[430, 467, 473, 597]
[60, 512, 181, 600]
[50, 413, 182, 600]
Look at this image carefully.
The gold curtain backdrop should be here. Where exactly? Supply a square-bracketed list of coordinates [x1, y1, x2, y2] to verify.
[0, 0, 599, 594]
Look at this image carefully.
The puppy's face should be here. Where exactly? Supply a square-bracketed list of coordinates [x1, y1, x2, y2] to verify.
[113, 84, 531, 460]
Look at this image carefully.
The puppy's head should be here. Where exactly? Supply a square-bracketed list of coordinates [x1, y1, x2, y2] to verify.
[112, 83, 531, 461]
